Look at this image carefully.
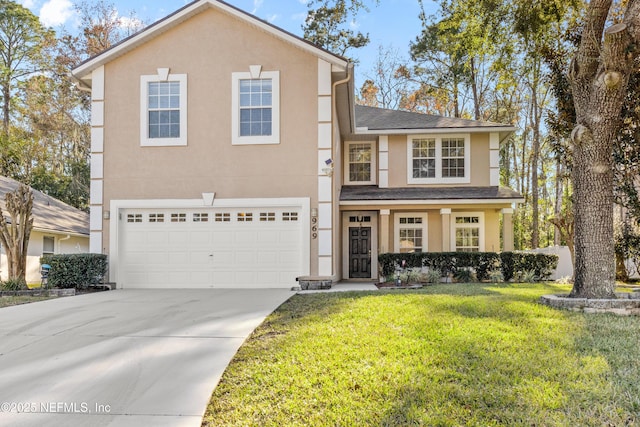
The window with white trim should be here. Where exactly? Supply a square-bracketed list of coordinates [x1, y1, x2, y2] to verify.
[394, 213, 428, 253]
[452, 213, 484, 252]
[344, 141, 376, 185]
[232, 70, 280, 145]
[43, 236, 55, 255]
[140, 73, 187, 147]
[407, 134, 470, 184]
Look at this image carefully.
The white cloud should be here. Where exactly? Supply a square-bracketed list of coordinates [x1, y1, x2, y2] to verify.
[252, 0, 264, 14]
[266, 13, 279, 23]
[39, 0, 74, 27]
[18, 0, 36, 9]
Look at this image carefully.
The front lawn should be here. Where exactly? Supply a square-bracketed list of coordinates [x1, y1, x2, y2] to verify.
[202, 283, 640, 426]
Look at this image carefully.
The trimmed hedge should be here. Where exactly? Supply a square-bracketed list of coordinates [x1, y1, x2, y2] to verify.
[40, 254, 108, 289]
[379, 251, 558, 282]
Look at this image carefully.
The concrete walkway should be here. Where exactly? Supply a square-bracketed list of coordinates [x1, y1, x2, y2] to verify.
[0, 289, 293, 427]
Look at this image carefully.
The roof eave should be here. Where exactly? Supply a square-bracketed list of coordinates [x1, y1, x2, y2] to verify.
[354, 126, 517, 135]
[71, 0, 348, 83]
[340, 198, 525, 206]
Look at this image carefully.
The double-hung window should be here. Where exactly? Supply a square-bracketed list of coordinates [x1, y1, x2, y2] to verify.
[345, 142, 376, 184]
[232, 70, 280, 145]
[394, 213, 428, 253]
[452, 213, 484, 252]
[140, 73, 187, 146]
[408, 134, 470, 184]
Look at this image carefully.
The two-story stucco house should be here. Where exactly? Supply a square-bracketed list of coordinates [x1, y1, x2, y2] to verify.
[70, 0, 523, 289]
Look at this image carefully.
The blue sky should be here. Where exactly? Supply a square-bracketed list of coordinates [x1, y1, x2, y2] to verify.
[17, 0, 436, 86]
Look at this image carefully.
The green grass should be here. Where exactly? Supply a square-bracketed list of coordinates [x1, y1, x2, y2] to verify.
[202, 283, 640, 426]
[0, 295, 55, 308]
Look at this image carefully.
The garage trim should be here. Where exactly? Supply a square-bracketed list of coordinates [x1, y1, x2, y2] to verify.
[108, 197, 311, 287]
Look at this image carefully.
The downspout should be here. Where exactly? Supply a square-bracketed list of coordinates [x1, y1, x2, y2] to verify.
[329, 64, 352, 282]
[58, 234, 71, 253]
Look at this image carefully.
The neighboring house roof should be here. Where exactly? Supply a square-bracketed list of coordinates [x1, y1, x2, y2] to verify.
[71, 0, 349, 83]
[354, 105, 515, 136]
[0, 176, 89, 236]
[340, 185, 524, 204]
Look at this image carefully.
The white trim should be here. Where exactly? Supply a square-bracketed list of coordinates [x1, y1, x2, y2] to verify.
[318, 123, 331, 149]
[231, 70, 280, 145]
[140, 73, 188, 147]
[109, 197, 311, 286]
[356, 127, 516, 135]
[451, 212, 485, 252]
[90, 180, 103, 206]
[91, 102, 104, 127]
[407, 134, 470, 184]
[394, 212, 428, 253]
[90, 231, 102, 254]
[92, 66, 104, 100]
[91, 128, 104, 152]
[440, 208, 452, 214]
[90, 206, 103, 231]
[501, 208, 514, 214]
[340, 198, 524, 206]
[90, 154, 103, 179]
[344, 141, 376, 185]
[71, 0, 348, 80]
[318, 59, 332, 96]
[318, 96, 332, 122]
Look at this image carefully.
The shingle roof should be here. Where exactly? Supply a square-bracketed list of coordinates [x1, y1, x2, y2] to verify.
[340, 185, 523, 202]
[355, 105, 513, 131]
[0, 176, 89, 236]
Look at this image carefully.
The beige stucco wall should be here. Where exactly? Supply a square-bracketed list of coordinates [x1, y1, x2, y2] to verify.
[1, 231, 89, 284]
[386, 133, 491, 188]
[100, 9, 324, 267]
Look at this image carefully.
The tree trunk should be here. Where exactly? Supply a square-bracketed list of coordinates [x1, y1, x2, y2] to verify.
[1, 83, 9, 136]
[531, 86, 540, 249]
[568, 0, 640, 298]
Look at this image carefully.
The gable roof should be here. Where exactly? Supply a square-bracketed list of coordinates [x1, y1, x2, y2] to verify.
[354, 105, 516, 135]
[72, 0, 349, 83]
[0, 176, 89, 236]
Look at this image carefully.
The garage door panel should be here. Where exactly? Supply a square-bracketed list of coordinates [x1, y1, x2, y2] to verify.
[120, 205, 305, 288]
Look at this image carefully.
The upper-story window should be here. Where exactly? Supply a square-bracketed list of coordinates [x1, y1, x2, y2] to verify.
[344, 141, 376, 185]
[232, 70, 280, 145]
[140, 73, 187, 147]
[407, 134, 470, 184]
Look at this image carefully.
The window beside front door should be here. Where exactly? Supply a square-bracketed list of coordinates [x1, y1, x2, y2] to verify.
[407, 134, 470, 184]
[394, 213, 428, 253]
[452, 213, 484, 252]
[345, 141, 376, 185]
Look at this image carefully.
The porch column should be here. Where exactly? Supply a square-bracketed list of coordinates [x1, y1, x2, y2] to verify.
[379, 209, 390, 253]
[440, 208, 451, 251]
[502, 208, 514, 251]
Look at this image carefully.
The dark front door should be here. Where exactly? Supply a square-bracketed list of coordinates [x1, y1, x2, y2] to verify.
[349, 227, 371, 278]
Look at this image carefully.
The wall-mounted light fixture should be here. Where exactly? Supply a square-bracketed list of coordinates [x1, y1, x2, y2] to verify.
[322, 158, 334, 177]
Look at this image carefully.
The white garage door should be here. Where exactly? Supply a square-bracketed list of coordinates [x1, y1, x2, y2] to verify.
[119, 206, 303, 288]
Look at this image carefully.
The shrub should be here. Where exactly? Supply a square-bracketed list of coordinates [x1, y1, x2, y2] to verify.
[40, 254, 108, 289]
[379, 252, 558, 282]
[515, 270, 537, 283]
[420, 268, 442, 284]
[454, 268, 476, 283]
[488, 269, 504, 283]
[1, 277, 26, 291]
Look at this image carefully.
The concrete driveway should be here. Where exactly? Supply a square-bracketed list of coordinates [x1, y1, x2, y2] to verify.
[0, 289, 293, 426]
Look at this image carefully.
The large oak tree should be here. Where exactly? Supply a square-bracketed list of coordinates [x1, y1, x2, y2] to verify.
[568, 0, 640, 298]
